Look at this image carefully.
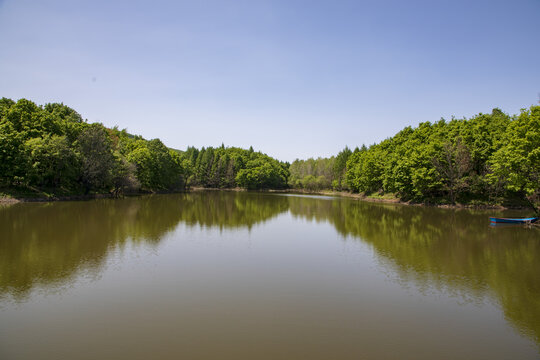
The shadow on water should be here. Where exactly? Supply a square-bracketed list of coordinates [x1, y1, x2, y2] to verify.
[1, 191, 539, 346]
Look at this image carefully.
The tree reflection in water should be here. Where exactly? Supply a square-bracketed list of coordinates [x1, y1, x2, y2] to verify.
[0, 191, 538, 346]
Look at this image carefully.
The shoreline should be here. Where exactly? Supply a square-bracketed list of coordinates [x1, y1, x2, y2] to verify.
[0, 187, 533, 210]
[0, 193, 116, 204]
[184, 187, 531, 210]
[266, 189, 513, 210]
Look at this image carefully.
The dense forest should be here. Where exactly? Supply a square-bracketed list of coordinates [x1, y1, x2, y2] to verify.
[0, 98, 188, 195]
[1, 98, 538, 205]
[0, 98, 287, 196]
[182, 145, 289, 190]
[288, 146, 352, 191]
[290, 107, 539, 205]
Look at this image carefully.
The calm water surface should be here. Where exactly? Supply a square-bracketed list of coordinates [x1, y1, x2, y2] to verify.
[1, 192, 539, 359]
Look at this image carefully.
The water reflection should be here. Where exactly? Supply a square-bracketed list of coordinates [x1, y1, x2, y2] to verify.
[0, 192, 288, 299]
[177, 191, 288, 230]
[0, 195, 183, 299]
[1, 191, 539, 346]
[287, 196, 540, 345]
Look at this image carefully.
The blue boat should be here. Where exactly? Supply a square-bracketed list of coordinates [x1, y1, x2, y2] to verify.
[489, 217, 538, 224]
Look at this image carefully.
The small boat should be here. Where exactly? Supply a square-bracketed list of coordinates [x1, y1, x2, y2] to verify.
[489, 217, 538, 224]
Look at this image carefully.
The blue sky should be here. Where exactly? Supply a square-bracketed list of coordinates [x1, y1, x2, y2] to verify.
[1, 0, 539, 161]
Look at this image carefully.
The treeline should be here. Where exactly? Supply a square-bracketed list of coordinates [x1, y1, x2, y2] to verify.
[346, 107, 539, 203]
[289, 147, 352, 191]
[0, 98, 185, 195]
[289, 107, 539, 204]
[183, 145, 289, 189]
[1, 98, 538, 203]
[0, 98, 289, 196]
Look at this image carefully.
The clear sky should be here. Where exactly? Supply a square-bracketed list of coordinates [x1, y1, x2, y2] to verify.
[1, 0, 539, 162]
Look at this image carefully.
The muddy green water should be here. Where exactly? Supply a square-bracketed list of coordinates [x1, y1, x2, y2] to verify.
[1, 192, 539, 359]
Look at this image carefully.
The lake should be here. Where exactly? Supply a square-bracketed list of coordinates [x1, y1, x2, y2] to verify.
[1, 191, 539, 359]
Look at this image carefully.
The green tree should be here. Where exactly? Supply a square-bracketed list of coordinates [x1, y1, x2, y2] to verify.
[77, 124, 115, 192]
[332, 146, 352, 190]
[111, 155, 140, 196]
[489, 106, 540, 199]
[236, 157, 288, 190]
[24, 135, 79, 189]
[432, 138, 472, 203]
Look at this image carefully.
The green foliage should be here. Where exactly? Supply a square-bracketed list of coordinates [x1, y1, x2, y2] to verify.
[0, 98, 44, 184]
[432, 138, 472, 203]
[288, 147, 352, 191]
[77, 124, 116, 192]
[24, 135, 79, 189]
[111, 155, 140, 195]
[1, 97, 537, 202]
[0, 98, 187, 195]
[236, 156, 288, 190]
[346, 144, 386, 194]
[289, 156, 335, 190]
[129, 139, 180, 190]
[182, 146, 288, 190]
[345, 106, 539, 203]
[488, 107, 540, 197]
[333, 146, 352, 190]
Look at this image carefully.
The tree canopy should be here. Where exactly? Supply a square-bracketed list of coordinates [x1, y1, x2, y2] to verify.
[181, 145, 289, 190]
[1, 98, 538, 204]
[0, 98, 289, 195]
[344, 107, 539, 204]
[0, 98, 187, 195]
